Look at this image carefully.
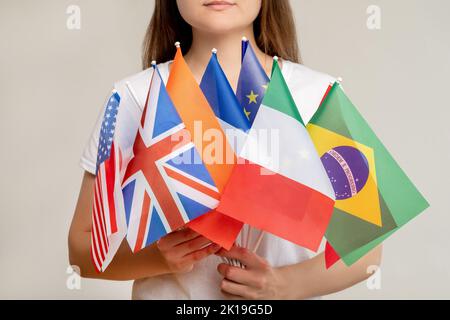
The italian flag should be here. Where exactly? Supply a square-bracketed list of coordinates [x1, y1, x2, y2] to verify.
[217, 59, 335, 251]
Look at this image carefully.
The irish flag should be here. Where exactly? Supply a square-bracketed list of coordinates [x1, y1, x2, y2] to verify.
[217, 58, 335, 251]
[166, 45, 242, 249]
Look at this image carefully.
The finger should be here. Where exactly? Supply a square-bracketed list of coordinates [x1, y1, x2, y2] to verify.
[184, 243, 221, 263]
[158, 228, 199, 249]
[217, 263, 262, 287]
[220, 279, 257, 300]
[176, 236, 214, 257]
[216, 246, 268, 269]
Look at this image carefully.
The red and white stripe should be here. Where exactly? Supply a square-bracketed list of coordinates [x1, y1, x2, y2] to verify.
[91, 143, 125, 272]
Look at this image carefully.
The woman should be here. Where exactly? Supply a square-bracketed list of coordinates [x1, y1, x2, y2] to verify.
[69, 0, 382, 299]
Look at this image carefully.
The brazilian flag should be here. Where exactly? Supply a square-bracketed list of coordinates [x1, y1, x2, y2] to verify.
[307, 83, 429, 266]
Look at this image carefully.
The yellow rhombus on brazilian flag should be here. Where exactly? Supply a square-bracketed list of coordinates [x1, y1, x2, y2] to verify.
[306, 83, 429, 266]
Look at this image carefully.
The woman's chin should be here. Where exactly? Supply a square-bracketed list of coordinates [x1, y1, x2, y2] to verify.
[194, 20, 250, 36]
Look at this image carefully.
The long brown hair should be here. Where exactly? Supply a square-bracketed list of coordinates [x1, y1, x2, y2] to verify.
[142, 0, 300, 69]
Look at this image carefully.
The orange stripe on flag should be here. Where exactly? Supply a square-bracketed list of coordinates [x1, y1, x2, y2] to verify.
[166, 48, 235, 192]
[166, 47, 242, 249]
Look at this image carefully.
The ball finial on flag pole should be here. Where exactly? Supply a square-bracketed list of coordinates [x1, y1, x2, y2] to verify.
[175, 41, 181, 48]
[273, 55, 279, 61]
[151, 60, 157, 68]
[212, 48, 218, 54]
[242, 36, 248, 42]
[337, 77, 343, 83]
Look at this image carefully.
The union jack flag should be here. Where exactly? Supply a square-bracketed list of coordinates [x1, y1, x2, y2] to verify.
[122, 66, 220, 253]
[91, 91, 124, 272]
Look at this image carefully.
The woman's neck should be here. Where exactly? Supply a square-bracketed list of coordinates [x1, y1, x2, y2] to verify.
[184, 27, 272, 91]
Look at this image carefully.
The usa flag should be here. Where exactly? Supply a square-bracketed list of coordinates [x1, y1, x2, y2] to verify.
[122, 66, 220, 253]
[91, 91, 125, 272]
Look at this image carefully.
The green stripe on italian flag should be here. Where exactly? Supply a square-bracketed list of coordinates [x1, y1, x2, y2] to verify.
[217, 59, 335, 251]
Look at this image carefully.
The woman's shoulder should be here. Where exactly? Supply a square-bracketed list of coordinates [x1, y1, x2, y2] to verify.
[283, 60, 336, 84]
[283, 60, 336, 124]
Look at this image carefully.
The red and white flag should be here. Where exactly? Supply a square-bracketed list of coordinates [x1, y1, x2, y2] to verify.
[90, 91, 127, 272]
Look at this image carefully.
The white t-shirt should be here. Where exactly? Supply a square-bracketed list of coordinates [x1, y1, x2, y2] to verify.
[80, 60, 335, 300]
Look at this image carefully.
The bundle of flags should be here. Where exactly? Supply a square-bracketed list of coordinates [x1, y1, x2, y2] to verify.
[90, 39, 429, 272]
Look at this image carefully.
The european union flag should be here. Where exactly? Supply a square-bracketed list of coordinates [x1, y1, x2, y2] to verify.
[236, 39, 270, 125]
[200, 50, 250, 132]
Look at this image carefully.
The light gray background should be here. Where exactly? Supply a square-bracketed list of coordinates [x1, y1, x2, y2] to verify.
[0, 0, 448, 299]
